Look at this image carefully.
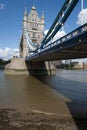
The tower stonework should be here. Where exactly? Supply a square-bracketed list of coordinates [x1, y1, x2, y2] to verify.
[19, 6, 45, 58]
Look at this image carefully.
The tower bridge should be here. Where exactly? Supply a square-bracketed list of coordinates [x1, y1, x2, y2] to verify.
[5, 0, 87, 75]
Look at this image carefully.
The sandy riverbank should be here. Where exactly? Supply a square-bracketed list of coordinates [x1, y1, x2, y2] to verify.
[0, 108, 87, 130]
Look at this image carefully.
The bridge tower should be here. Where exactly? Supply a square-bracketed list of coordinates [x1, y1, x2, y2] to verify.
[19, 6, 45, 58]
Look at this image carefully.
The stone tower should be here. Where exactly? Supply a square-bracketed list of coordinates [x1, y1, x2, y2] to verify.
[19, 6, 45, 58]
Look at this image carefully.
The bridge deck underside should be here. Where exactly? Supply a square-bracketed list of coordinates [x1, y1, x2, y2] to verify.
[26, 31, 87, 62]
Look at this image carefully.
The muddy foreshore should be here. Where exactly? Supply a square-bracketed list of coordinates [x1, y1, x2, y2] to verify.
[0, 109, 87, 130]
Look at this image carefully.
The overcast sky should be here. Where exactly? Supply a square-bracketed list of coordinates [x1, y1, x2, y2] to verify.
[0, 0, 87, 60]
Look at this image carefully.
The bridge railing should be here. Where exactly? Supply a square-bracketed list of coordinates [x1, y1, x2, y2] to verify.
[40, 23, 87, 52]
[27, 23, 87, 59]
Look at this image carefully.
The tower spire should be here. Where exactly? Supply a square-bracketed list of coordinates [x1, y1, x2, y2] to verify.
[41, 11, 44, 19]
[23, 6, 28, 28]
[24, 6, 27, 15]
[41, 11, 45, 31]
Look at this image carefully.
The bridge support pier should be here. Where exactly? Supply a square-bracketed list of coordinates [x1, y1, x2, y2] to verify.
[5, 58, 56, 76]
[5, 57, 29, 75]
[26, 61, 56, 76]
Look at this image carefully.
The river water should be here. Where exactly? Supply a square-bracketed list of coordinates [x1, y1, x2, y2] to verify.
[0, 69, 87, 116]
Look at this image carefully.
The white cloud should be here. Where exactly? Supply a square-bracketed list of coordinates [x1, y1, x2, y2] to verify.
[77, 8, 87, 25]
[44, 29, 66, 42]
[0, 3, 5, 10]
[0, 47, 19, 60]
[44, 30, 48, 35]
[53, 30, 66, 41]
[72, 58, 87, 63]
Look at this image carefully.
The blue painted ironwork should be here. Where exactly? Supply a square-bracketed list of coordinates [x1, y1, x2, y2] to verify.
[26, 23, 87, 61]
[40, 0, 79, 48]
[41, 23, 87, 51]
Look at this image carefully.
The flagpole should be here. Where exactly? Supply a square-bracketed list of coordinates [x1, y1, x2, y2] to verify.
[81, 0, 84, 25]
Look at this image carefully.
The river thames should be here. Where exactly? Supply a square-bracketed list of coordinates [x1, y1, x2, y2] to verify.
[0, 69, 87, 129]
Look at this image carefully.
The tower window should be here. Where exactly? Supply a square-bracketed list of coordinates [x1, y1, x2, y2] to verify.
[38, 35, 40, 38]
[33, 32, 36, 38]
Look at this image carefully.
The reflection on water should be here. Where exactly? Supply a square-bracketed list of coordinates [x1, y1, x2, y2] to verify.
[0, 70, 87, 115]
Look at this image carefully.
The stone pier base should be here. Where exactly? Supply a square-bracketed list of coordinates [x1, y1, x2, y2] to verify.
[5, 58, 29, 75]
[26, 61, 56, 76]
[5, 58, 56, 75]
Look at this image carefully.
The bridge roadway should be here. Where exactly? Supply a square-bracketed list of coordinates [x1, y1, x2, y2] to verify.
[26, 23, 87, 62]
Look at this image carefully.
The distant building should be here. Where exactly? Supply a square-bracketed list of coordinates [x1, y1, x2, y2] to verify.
[52, 60, 62, 68]
[19, 6, 45, 58]
[71, 62, 85, 69]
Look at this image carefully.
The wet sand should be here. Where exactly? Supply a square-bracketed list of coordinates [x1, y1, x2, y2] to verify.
[0, 109, 87, 130]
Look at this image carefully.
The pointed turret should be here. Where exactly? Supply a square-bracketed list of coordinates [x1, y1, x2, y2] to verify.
[32, 6, 36, 10]
[41, 11, 45, 20]
[41, 11, 45, 31]
[23, 7, 28, 28]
